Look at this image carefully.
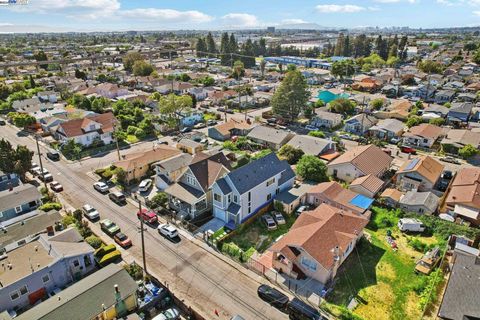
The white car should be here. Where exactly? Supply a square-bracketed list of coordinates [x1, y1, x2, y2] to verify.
[93, 182, 109, 193]
[305, 125, 318, 131]
[82, 204, 100, 220]
[138, 179, 152, 193]
[271, 211, 286, 225]
[33, 167, 49, 177]
[152, 307, 180, 320]
[158, 223, 179, 239]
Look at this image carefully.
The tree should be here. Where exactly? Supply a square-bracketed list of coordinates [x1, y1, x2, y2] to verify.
[123, 52, 144, 72]
[370, 98, 384, 110]
[334, 33, 345, 56]
[0, 84, 10, 100]
[0, 139, 33, 180]
[459, 144, 479, 159]
[429, 118, 445, 126]
[331, 60, 355, 79]
[296, 155, 328, 182]
[308, 130, 326, 138]
[115, 167, 128, 185]
[132, 60, 154, 76]
[329, 98, 355, 114]
[232, 60, 245, 80]
[206, 32, 216, 57]
[278, 145, 304, 165]
[406, 115, 423, 128]
[259, 59, 267, 79]
[74, 69, 87, 80]
[196, 37, 207, 57]
[62, 139, 82, 160]
[271, 69, 310, 122]
[158, 94, 193, 128]
[29, 75, 36, 89]
[220, 32, 230, 65]
[417, 60, 443, 74]
[7, 112, 36, 128]
[474, 50, 480, 65]
[241, 38, 256, 68]
[34, 50, 48, 69]
[386, 56, 400, 67]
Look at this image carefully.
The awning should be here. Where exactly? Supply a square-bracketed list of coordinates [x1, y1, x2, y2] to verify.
[454, 205, 480, 220]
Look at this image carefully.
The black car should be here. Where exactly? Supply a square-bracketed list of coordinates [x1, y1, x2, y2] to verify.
[287, 298, 323, 320]
[441, 170, 453, 180]
[437, 179, 449, 192]
[47, 150, 60, 161]
[257, 284, 289, 309]
[0, 119, 6, 126]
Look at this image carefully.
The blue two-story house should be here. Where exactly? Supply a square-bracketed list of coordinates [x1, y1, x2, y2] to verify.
[211, 153, 296, 229]
[0, 171, 20, 192]
[0, 184, 42, 224]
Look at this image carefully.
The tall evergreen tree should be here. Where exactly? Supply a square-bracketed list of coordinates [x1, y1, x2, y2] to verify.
[241, 39, 256, 68]
[334, 33, 345, 56]
[220, 32, 230, 65]
[343, 35, 351, 57]
[228, 33, 238, 66]
[196, 37, 207, 57]
[271, 69, 310, 122]
[206, 32, 216, 57]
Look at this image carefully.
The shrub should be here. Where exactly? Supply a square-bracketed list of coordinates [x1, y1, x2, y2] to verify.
[148, 192, 168, 209]
[39, 202, 62, 212]
[85, 235, 103, 249]
[221, 242, 242, 260]
[99, 250, 122, 267]
[127, 125, 138, 135]
[62, 214, 76, 227]
[124, 263, 143, 280]
[407, 237, 429, 252]
[95, 244, 117, 258]
[308, 130, 326, 138]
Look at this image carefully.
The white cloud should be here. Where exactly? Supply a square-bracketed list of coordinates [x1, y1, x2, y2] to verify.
[316, 4, 366, 13]
[281, 19, 308, 24]
[474, 10, 480, 15]
[373, 0, 417, 3]
[221, 13, 259, 27]
[120, 9, 212, 23]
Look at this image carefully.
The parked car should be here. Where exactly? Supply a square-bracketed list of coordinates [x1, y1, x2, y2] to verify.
[271, 211, 286, 225]
[400, 146, 417, 154]
[441, 170, 453, 180]
[305, 125, 318, 131]
[287, 297, 323, 320]
[152, 307, 180, 320]
[257, 284, 289, 309]
[114, 232, 132, 248]
[33, 167, 49, 177]
[261, 215, 277, 230]
[30, 163, 40, 173]
[109, 191, 126, 205]
[49, 181, 63, 192]
[82, 204, 100, 220]
[207, 120, 217, 126]
[390, 137, 401, 144]
[138, 179, 153, 193]
[0, 119, 5, 126]
[46, 150, 60, 161]
[193, 122, 206, 129]
[158, 223, 179, 239]
[180, 127, 191, 133]
[295, 205, 308, 216]
[440, 156, 460, 164]
[39, 173, 54, 182]
[100, 219, 121, 236]
[93, 181, 109, 193]
[137, 208, 158, 224]
[437, 179, 449, 192]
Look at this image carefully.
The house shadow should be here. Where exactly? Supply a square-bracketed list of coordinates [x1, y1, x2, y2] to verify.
[325, 237, 386, 306]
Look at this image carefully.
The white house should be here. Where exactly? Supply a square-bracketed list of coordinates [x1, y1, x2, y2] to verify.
[211, 153, 296, 228]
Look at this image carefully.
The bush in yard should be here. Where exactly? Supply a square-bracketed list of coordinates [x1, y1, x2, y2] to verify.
[124, 263, 143, 280]
[39, 202, 62, 212]
[419, 269, 443, 309]
[295, 155, 328, 182]
[407, 237, 429, 252]
[62, 214, 76, 227]
[99, 250, 122, 267]
[127, 125, 138, 135]
[278, 144, 304, 165]
[458, 144, 479, 159]
[221, 242, 242, 260]
[85, 235, 103, 249]
[148, 192, 168, 209]
[308, 130, 326, 138]
[95, 244, 117, 258]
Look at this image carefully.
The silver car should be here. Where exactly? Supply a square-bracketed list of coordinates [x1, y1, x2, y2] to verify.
[271, 211, 286, 225]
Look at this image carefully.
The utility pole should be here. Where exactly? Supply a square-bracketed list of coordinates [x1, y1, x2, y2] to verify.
[136, 197, 148, 276]
[35, 135, 48, 190]
[113, 122, 121, 161]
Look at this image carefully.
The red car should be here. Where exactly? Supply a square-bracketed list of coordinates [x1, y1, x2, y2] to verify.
[114, 232, 132, 248]
[137, 208, 158, 224]
[400, 146, 417, 155]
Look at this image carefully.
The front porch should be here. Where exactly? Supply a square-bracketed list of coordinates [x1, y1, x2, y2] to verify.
[165, 182, 209, 219]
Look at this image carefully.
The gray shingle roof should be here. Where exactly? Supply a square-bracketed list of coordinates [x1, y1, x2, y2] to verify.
[286, 135, 333, 156]
[247, 126, 293, 145]
[227, 202, 241, 214]
[0, 184, 41, 212]
[216, 177, 232, 194]
[438, 251, 480, 320]
[226, 153, 295, 195]
[16, 264, 137, 320]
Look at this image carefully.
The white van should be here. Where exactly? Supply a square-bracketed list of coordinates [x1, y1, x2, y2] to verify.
[398, 218, 425, 232]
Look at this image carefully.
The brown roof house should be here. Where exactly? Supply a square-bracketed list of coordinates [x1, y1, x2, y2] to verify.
[445, 167, 480, 226]
[55, 112, 116, 147]
[269, 203, 368, 284]
[306, 181, 374, 217]
[349, 174, 385, 198]
[113, 145, 181, 183]
[327, 144, 393, 183]
[403, 123, 446, 149]
[395, 156, 444, 192]
[208, 119, 254, 141]
[374, 99, 412, 120]
[165, 152, 231, 220]
[441, 129, 480, 155]
[380, 188, 405, 208]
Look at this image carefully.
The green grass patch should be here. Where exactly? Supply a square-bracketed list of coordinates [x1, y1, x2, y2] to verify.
[203, 113, 217, 121]
[126, 134, 139, 144]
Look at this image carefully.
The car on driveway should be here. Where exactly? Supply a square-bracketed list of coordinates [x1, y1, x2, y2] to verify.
[193, 122, 206, 129]
[33, 167, 49, 177]
[257, 284, 289, 309]
[441, 170, 453, 180]
[305, 125, 318, 131]
[114, 232, 132, 248]
[93, 181, 109, 193]
[137, 208, 158, 224]
[138, 179, 152, 193]
[271, 211, 286, 225]
[180, 127, 191, 133]
[100, 219, 121, 236]
[440, 156, 460, 165]
[49, 181, 63, 192]
[109, 191, 127, 205]
[261, 215, 277, 230]
[295, 205, 308, 216]
[158, 223, 179, 239]
[82, 204, 100, 220]
[39, 173, 54, 183]
[400, 146, 417, 154]
[152, 307, 180, 320]
[207, 120, 217, 126]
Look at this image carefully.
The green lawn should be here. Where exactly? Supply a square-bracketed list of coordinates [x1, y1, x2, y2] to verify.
[326, 206, 444, 320]
[126, 135, 139, 144]
[225, 212, 296, 253]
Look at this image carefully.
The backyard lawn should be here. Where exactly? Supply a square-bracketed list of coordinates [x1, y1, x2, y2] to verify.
[326, 206, 445, 320]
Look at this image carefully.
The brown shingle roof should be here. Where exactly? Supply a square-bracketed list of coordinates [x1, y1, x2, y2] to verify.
[398, 155, 444, 185]
[213, 119, 253, 136]
[270, 204, 368, 270]
[446, 167, 480, 209]
[57, 112, 116, 138]
[114, 145, 181, 172]
[328, 144, 393, 177]
[405, 123, 443, 140]
[189, 152, 231, 191]
[350, 174, 384, 194]
[308, 181, 367, 214]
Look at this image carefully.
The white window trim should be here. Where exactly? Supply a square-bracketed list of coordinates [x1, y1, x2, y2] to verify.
[14, 206, 22, 214]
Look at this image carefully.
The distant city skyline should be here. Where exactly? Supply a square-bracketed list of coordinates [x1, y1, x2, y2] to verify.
[1, 0, 480, 32]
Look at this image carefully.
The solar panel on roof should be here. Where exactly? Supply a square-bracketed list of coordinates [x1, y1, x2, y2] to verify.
[405, 158, 420, 171]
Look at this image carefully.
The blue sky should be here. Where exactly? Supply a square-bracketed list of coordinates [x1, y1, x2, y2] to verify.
[1, 0, 480, 32]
